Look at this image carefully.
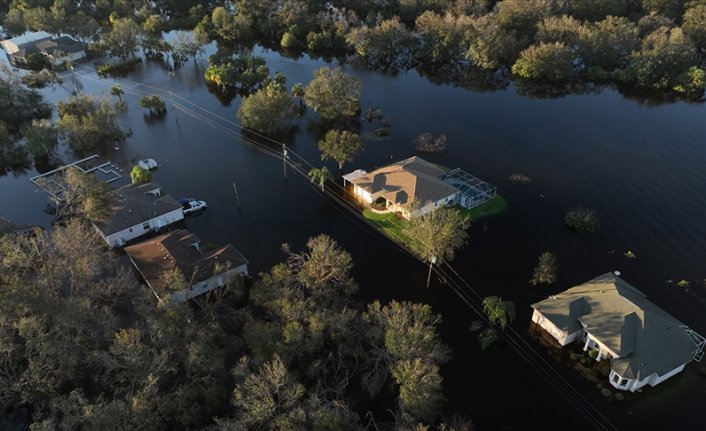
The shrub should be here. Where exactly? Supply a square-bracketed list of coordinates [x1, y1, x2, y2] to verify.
[96, 58, 142, 77]
[588, 349, 599, 359]
[564, 207, 600, 233]
[677, 279, 690, 288]
[414, 132, 446, 153]
[530, 252, 557, 285]
[508, 173, 531, 185]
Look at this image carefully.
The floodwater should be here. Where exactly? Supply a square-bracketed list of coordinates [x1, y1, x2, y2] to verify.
[2, 39, 706, 430]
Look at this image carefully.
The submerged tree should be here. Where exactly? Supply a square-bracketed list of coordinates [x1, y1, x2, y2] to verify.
[236, 81, 297, 135]
[530, 252, 558, 286]
[56, 95, 127, 151]
[317, 129, 363, 170]
[139, 94, 167, 117]
[404, 206, 471, 287]
[304, 67, 361, 121]
[21, 119, 57, 159]
[308, 166, 332, 191]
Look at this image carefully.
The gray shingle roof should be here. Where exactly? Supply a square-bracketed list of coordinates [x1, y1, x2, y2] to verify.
[532, 273, 699, 379]
[93, 182, 182, 236]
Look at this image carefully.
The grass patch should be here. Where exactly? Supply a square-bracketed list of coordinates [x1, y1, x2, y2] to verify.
[455, 195, 508, 220]
[362, 210, 416, 249]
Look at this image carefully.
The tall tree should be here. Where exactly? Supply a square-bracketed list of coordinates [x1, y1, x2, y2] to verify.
[304, 67, 361, 121]
[21, 119, 57, 159]
[101, 17, 141, 60]
[317, 129, 364, 170]
[236, 81, 297, 135]
[403, 206, 471, 287]
[308, 166, 332, 191]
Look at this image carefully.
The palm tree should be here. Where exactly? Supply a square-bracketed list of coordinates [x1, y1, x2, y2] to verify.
[308, 166, 332, 192]
[482, 296, 516, 329]
[110, 84, 124, 101]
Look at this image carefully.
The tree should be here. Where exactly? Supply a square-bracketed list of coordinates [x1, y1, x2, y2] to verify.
[317, 129, 364, 170]
[346, 16, 418, 71]
[21, 119, 57, 159]
[530, 252, 557, 285]
[628, 26, 698, 90]
[60, 167, 111, 221]
[581, 16, 639, 71]
[101, 17, 141, 60]
[482, 296, 516, 330]
[232, 355, 305, 429]
[308, 166, 332, 191]
[237, 81, 297, 135]
[464, 16, 523, 70]
[495, 0, 553, 39]
[204, 54, 269, 91]
[109, 84, 124, 101]
[414, 132, 446, 153]
[0, 63, 52, 132]
[403, 206, 471, 287]
[56, 95, 127, 151]
[414, 11, 471, 65]
[130, 165, 152, 184]
[511, 42, 575, 81]
[139, 94, 167, 116]
[363, 300, 450, 424]
[682, 5, 706, 54]
[172, 31, 206, 64]
[304, 67, 361, 121]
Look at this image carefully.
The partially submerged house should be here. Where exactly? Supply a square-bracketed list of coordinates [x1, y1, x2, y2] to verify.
[125, 229, 249, 304]
[343, 156, 495, 219]
[93, 182, 184, 248]
[531, 273, 705, 392]
[1, 31, 85, 68]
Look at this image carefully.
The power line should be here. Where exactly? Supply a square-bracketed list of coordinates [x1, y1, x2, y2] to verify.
[67, 66, 619, 430]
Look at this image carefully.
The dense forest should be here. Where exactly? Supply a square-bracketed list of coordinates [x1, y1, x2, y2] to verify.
[0, 221, 473, 430]
[2, 0, 705, 96]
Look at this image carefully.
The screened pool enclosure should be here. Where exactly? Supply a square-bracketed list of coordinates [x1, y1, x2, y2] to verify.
[440, 168, 496, 209]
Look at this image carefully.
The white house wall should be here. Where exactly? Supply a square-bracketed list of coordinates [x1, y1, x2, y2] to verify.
[531, 309, 577, 346]
[104, 208, 184, 247]
[353, 185, 373, 204]
[169, 264, 248, 303]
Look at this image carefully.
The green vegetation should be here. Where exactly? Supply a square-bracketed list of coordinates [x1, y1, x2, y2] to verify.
[530, 251, 558, 286]
[477, 295, 517, 351]
[96, 58, 142, 77]
[456, 195, 508, 220]
[236, 81, 297, 135]
[564, 207, 600, 233]
[56, 95, 127, 152]
[139, 94, 167, 117]
[307, 166, 331, 191]
[130, 165, 152, 184]
[304, 67, 361, 121]
[318, 129, 364, 170]
[204, 53, 269, 92]
[414, 132, 447, 153]
[21, 119, 57, 159]
[363, 210, 414, 248]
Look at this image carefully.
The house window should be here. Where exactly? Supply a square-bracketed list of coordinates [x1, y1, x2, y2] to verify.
[612, 374, 620, 383]
[128, 228, 133, 233]
[620, 379, 628, 387]
[142, 222, 150, 230]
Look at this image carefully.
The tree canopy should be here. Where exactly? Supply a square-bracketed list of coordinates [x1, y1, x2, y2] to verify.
[317, 129, 364, 170]
[236, 81, 297, 135]
[304, 67, 361, 121]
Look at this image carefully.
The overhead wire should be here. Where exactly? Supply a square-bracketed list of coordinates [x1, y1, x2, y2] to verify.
[67, 64, 620, 430]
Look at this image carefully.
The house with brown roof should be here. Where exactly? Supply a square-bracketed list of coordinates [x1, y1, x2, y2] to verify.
[92, 182, 184, 248]
[531, 273, 705, 392]
[125, 229, 249, 304]
[343, 156, 495, 219]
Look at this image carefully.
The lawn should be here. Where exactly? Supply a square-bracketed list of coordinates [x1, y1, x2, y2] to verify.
[362, 194, 507, 248]
[455, 195, 508, 220]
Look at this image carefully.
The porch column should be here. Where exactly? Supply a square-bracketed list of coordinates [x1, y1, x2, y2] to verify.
[583, 337, 591, 351]
[596, 349, 604, 361]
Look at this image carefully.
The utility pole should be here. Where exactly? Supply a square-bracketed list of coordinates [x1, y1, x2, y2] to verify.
[426, 255, 437, 288]
[232, 182, 241, 208]
[282, 143, 288, 180]
[170, 91, 179, 125]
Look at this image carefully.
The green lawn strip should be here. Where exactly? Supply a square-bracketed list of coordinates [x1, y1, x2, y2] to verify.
[362, 210, 416, 250]
[455, 195, 508, 220]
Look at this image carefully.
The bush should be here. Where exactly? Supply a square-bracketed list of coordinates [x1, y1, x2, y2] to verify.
[21, 69, 61, 88]
[508, 173, 531, 185]
[588, 349, 599, 359]
[96, 58, 142, 77]
[530, 252, 557, 286]
[564, 207, 600, 233]
[414, 132, 446, 153]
